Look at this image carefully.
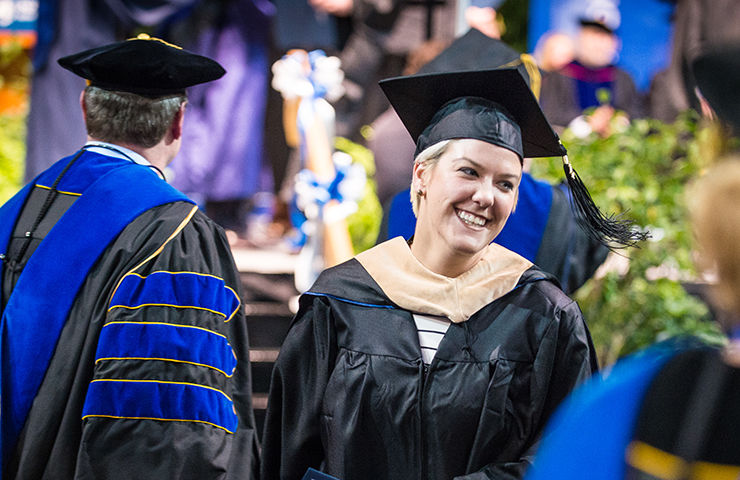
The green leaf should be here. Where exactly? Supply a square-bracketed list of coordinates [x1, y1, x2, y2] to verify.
[532, 112, 725, 366]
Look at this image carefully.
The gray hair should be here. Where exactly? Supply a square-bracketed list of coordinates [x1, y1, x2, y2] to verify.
[83, 86, 186, 148]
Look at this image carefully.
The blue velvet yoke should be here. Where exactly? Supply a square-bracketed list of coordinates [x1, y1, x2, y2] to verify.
[0, 151, 190, 469]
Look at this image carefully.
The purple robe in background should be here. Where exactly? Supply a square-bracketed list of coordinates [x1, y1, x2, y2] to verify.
[168, 0, 274, 205]
[25, 0, 196, 182]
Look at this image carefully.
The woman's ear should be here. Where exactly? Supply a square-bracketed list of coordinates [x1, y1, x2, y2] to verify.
[412, 161, 428, 194]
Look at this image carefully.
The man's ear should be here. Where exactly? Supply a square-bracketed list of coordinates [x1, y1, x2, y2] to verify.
[170, 102, 186, 140]
[79, 90, 86, 117]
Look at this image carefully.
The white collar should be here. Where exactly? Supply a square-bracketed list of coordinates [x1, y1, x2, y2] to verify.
[84, 141, 151, 166]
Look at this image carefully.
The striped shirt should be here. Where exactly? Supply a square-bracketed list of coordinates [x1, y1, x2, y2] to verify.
[413, 313, 451, 365]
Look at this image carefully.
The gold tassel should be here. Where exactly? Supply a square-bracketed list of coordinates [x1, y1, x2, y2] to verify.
[519, 53, 541, 100]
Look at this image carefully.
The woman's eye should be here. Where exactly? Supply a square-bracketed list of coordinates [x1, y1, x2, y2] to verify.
[500, 181, 514, 191]
[459, 167, 478, 176]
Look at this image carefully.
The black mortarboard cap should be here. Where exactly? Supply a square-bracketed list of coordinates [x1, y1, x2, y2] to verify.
[379, 67, 648, 248]
[58, 34, 226, 96]
[693, 43, 740, 133]
[417, 28, 532, 86]
[379, 68, 564, 158]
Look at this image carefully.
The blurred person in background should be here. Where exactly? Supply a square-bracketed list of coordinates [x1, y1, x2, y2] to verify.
[164, 0, 274, 244]
[315, 0, 458, 142]
[526, 43, 740, 480]
[533, 31, 575, 72]
[539, 0, 643, 138]
[648, 0, 740, 123]
[24, 0, 196, 182]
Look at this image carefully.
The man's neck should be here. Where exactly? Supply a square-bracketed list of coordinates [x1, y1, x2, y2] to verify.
[86, 136, 174, 172]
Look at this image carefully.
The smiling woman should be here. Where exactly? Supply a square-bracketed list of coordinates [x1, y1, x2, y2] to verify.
[411, 138, 522, 277]
[260, 68, 636, 480]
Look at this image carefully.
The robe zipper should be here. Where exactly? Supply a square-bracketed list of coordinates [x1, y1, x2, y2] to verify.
[419, 362, 430, 480]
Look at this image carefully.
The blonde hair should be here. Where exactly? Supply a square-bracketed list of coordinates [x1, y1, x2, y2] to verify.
[689, 157, 740, 314]
[410, 140, 453, 216]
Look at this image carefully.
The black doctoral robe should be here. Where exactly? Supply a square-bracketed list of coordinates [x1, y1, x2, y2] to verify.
[261, 237, 598, 480]
[0, 150, 258, 479]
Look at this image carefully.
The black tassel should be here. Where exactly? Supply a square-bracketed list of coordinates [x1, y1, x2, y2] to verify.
[562, 155, 650, 249]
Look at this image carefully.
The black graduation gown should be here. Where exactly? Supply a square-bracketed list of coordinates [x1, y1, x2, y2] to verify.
[535, 184, 609, 294]
[261, 238, 598, 480]
[0, 151, 258, 479]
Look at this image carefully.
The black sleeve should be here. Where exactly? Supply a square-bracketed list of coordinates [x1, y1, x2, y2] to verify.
[540, 299, 599, 418]
[260, 295, 338, 480]
[75, 208, 259, 479]
[536, 184, 609, 294]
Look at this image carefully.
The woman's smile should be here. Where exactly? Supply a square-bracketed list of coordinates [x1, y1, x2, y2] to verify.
[455, 208, 488, 227]
[411, 138, 522, 277]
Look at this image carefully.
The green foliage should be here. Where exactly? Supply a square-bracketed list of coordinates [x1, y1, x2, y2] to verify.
[531, 112, 726, 366]
[0, 113, 25, 203]
[335, 137, 382, 254]
[0, 40, 29, 203]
